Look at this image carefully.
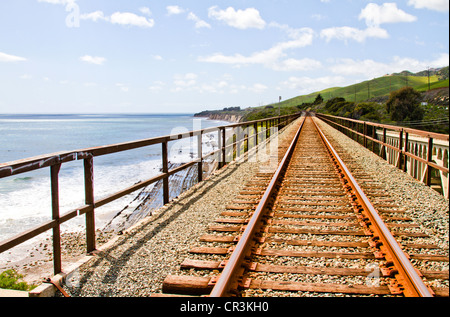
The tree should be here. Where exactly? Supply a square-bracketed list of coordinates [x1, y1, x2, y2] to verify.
[386, 87, 424, 122]
[313, 94, 324, 105]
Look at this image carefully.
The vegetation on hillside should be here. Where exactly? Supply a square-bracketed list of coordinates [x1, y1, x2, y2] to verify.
[305, 86, 448, 134]
[195, 67, 449, 134]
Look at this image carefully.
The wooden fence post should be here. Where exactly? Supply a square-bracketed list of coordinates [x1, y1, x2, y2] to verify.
[197, 132, 203, 183]
[372, 126, 376, 152]
[425, 138, 434, 186]
[84, 155, 96, 253]
[381, 128, 387, 159]
[363, 122, 367, 148]
[162, 141, 169, 204]
[403, 132, 409, 173]
[397, 129, 403, 169]
[222, 127, 226, 167]
[51, 163, 62, 274]
[254, 122, 258, 148]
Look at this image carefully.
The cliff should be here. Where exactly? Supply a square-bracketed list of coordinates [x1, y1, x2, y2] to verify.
[194, 111, 244, 123]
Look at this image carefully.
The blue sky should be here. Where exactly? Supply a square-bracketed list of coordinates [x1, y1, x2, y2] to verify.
[0, 0, 448, 114]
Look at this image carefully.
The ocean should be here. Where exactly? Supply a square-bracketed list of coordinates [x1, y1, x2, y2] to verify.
[0, 113, 229, 262]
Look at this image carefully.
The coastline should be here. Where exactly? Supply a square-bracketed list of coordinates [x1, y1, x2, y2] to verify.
[0, 117, 232, 287]
[0, 160, 218, 286]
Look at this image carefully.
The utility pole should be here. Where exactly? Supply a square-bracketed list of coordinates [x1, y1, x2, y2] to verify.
[278, 96, 281, 116]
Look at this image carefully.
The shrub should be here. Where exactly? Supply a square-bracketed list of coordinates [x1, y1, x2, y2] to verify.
[0, 269, 35, 291]
[386, 87, 424, 122]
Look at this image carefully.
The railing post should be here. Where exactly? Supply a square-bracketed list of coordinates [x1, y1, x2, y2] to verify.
[381, 128, 387, 159]
[363, 122, 367, 148]
[84, 155, 96, 253]
[425, 138, 434, 186]
[50, 163, 62, 274]
[162, 141, 169, 204]
[254, 122, 258, 148]
[218, 128, 223, 168]
[197, 132, 203, 183]
[222, 127, 226, 166]
[403, 132, 409, 173]
[236, 126, 241, 158]
[398, 129, 403, 169]
[372, 126, 376, 152]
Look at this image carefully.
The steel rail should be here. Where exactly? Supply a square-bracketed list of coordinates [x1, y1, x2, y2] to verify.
[209, 116, 306, 297]
[311, 116, 433, 297]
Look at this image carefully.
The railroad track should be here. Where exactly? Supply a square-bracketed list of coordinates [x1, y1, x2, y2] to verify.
[159, 115, 449, 298]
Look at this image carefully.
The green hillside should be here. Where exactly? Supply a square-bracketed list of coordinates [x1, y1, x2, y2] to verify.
[274, 74, 442, 108]
[415, 79, 449, 92]
[195, 67, 449, 133]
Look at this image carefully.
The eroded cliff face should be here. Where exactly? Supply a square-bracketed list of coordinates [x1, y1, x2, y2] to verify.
[195, 113, 244, 123]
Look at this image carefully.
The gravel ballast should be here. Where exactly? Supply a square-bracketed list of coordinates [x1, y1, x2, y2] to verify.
[60, 119, 301, 297]
[23, 116, 448, 297]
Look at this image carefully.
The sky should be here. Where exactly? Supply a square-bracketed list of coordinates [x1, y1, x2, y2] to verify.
[0, 0, 448, 114]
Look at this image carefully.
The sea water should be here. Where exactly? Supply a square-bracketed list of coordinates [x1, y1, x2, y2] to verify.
[0, 114, 229, 262]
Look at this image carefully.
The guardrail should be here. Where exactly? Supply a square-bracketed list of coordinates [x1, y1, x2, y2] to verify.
[315, 113, 449, 199]
[0, 113, 302, 276]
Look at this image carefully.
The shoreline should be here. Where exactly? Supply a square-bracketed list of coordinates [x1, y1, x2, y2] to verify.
[0, 116, 233, 287]
[0, 129, 227, 287]
[0, 162, 214, 287]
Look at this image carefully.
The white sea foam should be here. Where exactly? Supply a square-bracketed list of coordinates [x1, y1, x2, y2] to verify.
[0, 131, 222, 242]
[0, 115, 229, 265]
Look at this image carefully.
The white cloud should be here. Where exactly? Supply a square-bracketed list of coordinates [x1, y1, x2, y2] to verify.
[329, 53, 450, 79]
[359, 3, 417, 27]
[199, 26, 315, 71]
[0, 51, 27, 62]
[248, 83, 268, 93]
[173, 73, 198, 88]
[321, 3, 416, 43]
[320, 26, 389, 43]
[19, 74, 32, 80]
[187, 12, 211, 29]
[110, 12, 155, 28]
[280, 76, 347, 93]
[408, 0, 449, 12]
[330, 58, 391, 77]
[80, 10, 154, 28]
[272, 58, 323, 71]
[429, 53, 450, 68]
[116, 83, 130, 92]
[167, 5, 185, 16]
[37, 0, 76, 5]
[80, 11, 108, 22]
[79, 55, 106, 65]
[139, 7, 152, 16]
[149, 81, 165, 92]
[208, 6, 266, 30]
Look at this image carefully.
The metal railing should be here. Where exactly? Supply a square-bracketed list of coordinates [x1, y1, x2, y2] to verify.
[315, 113, 449, 199]
[0, 113, 301, 276]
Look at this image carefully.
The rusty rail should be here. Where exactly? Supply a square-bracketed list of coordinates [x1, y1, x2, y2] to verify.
[209, 114, 434, 297]
[315, 113, 449, 199]
[311, 117, 433, 297]
[210, 117, 306, 297]
[0, 113, 301, 275]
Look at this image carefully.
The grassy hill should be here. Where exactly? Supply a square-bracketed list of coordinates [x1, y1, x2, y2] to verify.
[195, 67, 449, 133]
[273, 74, 442, 108]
